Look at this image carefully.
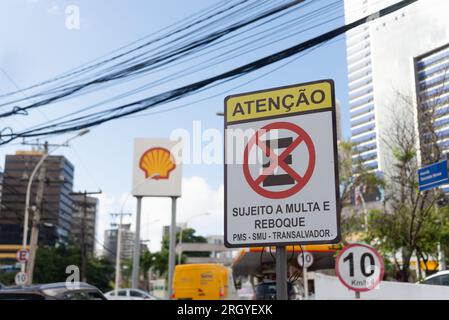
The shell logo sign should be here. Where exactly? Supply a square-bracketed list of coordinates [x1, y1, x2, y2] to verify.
[132, 138, 182, 197]
[139, 147, 176, 180]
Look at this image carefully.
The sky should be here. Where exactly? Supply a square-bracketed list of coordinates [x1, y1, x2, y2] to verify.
[0, 0, 351, 252]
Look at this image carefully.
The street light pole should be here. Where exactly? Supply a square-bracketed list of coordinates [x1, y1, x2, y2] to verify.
[177, 212, 211, 264]
[21, 129, 89, 279]
[111, 212, 132, 294]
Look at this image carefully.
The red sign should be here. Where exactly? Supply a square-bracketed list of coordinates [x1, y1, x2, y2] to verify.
[16, 249, 29, 263]
[243, 121, 315, 199]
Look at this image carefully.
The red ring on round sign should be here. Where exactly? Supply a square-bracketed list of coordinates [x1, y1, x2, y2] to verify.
[243, 121, 315, 199]
[335, 243, 385, 293]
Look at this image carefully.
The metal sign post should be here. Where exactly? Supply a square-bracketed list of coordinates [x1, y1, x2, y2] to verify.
[275, 246, 288, 300]
[168, 196, 178, 300]
[297, 251, 313, 299]
[131, 196, 143, 289]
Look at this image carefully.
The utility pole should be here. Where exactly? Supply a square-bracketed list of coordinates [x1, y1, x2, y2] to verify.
[21, 131, 89, 283]
[111, 212, 132, 293]
[70, 190, 102, 282]
[26, 141, 48, 284]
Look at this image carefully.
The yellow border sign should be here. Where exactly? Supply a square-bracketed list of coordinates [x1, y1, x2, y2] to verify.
[226, 81, 333, 123]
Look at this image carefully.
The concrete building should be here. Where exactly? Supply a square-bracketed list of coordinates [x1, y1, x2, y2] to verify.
[344, 0, 449, 176]
[0, 151, 74, 245]
[70, 194, 98, 254]
[162, 224, 182, 239]
[103, 223, 134, 261]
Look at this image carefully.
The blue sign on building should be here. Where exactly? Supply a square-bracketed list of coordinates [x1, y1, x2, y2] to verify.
[418, 160, 449, 192]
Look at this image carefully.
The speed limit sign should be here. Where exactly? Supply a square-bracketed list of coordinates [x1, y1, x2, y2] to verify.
[336, 243, 384, 292]
[15, 272, 28, 286]
[297, 251, 314, 268]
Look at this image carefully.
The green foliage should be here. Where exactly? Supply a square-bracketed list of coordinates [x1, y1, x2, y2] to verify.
[86, 257, 115, 292]
[0, 271, 16, 286]
[33, 245, 114, 292]
[34, 245, 81, 284]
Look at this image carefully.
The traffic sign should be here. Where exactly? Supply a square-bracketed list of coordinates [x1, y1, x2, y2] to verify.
[297, 251, 313, 268]
[224, 80, 340, 247]
[16, 249, 29, 263]
[335, 244, 384, 292]
[418, 160, 449, 192]
[15, 272, 28, 286]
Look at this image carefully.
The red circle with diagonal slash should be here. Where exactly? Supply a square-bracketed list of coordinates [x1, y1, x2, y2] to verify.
[243, 122, 315, 199]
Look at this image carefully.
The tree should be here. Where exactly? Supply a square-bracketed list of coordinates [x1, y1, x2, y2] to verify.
[365, 95, 449, 282]
[338, 140, 384, 240]
[33, 244, 114, 291]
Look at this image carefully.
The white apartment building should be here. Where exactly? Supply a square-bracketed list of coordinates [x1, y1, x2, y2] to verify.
[344, 0, 449, 179]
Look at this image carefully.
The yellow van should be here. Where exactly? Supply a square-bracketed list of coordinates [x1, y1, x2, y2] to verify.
[173, 264, 237, 300]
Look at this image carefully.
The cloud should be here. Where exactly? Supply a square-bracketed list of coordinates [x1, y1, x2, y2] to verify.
[47, 2, 61, 15]
[94, 176, 224, 255]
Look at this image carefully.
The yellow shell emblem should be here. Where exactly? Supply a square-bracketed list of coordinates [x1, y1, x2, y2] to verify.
[139, 147, 176, 179]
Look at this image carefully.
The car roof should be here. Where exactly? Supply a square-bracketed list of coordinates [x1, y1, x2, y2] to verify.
[105, 288, 149, 294]
[424, 270, 449, 280]
[0, 282, 99, 294]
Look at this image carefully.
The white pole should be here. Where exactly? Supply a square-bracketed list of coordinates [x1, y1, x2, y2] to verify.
[303, 265, 308, 299]
[167, 196, 178, 299]
[114, 213, 124, 295]
[131, 196, 143, 288]
[21, 153, 48, 273]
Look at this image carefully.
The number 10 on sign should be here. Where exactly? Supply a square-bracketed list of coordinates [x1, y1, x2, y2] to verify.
[335, 244, 384, 298]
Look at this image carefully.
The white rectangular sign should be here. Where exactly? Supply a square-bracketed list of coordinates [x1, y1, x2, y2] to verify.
[132, 138, 182, 197]
[224, 80, 340, 247]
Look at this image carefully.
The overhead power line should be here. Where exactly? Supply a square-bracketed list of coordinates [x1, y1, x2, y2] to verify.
[0, 0, 417, 144]
[0, 0, 304, 114]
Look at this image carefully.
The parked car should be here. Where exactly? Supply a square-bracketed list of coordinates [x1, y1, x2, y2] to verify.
[254, 280, 296, 300]
[0, 282, 107, 300]
[104, 288, 158, 300]
[421, 270, 449, 286]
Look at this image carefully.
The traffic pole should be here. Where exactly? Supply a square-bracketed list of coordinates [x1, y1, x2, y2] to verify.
[276, 246, 288, 300]
[131, 196, 143, 288]
[303, 265, 309, 299]
[167, 196, 178, 299]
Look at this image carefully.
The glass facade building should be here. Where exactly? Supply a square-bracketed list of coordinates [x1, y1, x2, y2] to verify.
[0, 152, 74, 245]
[414, 44, 449, 193]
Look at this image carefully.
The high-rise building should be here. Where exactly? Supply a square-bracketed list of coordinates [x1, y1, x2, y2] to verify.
[103, 223, 134, 261]
[0, 151, 74, 245]
[344, 0, 449, 175]
[70, 194, 98, 254]
[414, 43, 449, 195]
